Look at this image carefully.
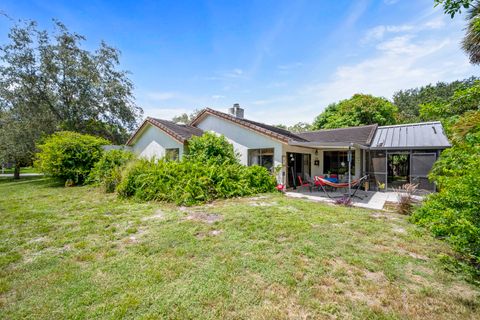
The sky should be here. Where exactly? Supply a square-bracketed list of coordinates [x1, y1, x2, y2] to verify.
[0, 0, 478, 125]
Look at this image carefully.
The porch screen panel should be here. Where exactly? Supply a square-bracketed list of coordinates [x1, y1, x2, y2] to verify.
[368, 151, 387, 190]
[411, 153, 436, 191]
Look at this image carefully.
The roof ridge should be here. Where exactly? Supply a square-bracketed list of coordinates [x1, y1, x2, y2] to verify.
[378, 121, 442, 129]
[191, 107, 308, 143]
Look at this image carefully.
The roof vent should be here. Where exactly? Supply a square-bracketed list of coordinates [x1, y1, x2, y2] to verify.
[228, 103, 244, 119]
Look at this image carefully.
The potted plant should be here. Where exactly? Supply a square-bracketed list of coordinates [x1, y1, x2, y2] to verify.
[377, 181, 385, 191]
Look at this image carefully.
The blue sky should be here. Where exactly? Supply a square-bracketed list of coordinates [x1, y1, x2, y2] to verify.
[0, 0, 478, 125]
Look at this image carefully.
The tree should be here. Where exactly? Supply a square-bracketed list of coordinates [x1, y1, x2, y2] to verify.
[462, 3, 480, 64]
[275, 122, 313, 132]
[434, 0, 473, 17]
[0, 111, 43, 179]
[435, 0, 480, 64]
[172, 109, 200, 124]
[419, 80, 480, 134]
[411, 110, 480, 263]
[0, 19, 142, 178]
[312, 94, 398, 130]
[393, 77, 478, 123]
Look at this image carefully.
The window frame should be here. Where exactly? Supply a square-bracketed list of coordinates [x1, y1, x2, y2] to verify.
[165, 148, 180, 161]
[248, 148, 274, 171]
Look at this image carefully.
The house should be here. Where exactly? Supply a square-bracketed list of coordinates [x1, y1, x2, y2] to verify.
[126, 117, 203, 160]
[127, 104, 450, 191]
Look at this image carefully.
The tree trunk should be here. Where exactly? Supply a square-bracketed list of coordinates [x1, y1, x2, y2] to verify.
[14, 164, 20, 180]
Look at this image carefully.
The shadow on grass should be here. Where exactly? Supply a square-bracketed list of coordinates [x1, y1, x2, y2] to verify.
[0, 175, 64, 188]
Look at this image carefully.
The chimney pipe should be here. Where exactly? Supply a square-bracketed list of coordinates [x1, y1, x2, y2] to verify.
[228, 103, 244, 119]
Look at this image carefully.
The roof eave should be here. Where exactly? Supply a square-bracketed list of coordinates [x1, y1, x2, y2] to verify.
[191, 108, 297, 144]
[126, 118, 187, 146]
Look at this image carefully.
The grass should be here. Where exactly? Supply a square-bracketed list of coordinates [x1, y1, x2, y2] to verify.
[0, 177, 479, 319]
[0, 166, 39, 174]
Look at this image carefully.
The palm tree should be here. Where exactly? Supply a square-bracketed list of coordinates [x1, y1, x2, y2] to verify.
[462, 1, 480, 64]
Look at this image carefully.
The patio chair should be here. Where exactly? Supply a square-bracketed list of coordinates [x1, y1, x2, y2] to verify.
[297, 175, 314, 192]
[316, 175, 369, 200]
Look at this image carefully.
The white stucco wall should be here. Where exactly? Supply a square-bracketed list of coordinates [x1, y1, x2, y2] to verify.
[192, 114, 364, 185]
[195, 114, 284, 181]
[131, 124, 185, 159]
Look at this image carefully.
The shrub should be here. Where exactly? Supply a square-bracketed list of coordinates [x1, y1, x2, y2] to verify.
[186, 132, 239, 165]
[334, 195, 352, 207]
[411, 112, 480, 264]
[88, 149, 135, 192]
[395, 183, 418, 215]
[35, 131, 109, 184]
[116, 158, 277, 206]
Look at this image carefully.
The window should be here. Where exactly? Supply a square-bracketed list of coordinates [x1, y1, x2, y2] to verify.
[323, 151, 355, 175]
[165, 148, 180, 161]
[248, 148, 274, 171]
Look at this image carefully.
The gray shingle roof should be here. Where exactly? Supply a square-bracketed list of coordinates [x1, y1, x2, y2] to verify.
[191, 108, 309, 143]
[296, 124, 378, 145]
[126, 117, 203, 145]
[370, 121, 450, 149]
[149, 118, 204, 142]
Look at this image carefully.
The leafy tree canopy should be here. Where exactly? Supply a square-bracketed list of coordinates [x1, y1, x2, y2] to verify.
[0, 19, 142, 177]
[419, 80, 480, 134]
[312, 94, 398, 130]
[275, 122, 312, 133]
[435, 0, 480, 64]
[393, 77, 478, 123]
[434, 0, 473, 17]
[172, 109, 200, 124]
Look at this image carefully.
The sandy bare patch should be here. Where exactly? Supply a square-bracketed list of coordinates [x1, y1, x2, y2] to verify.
[209, 229, 223, 236]
[184, 212, 223, 224]
[141, 209, 165, 221]
[250, 201, 278, 207]
[195, 229, 223, 239]
[248, 196, 269, 201]
[370, 211, 398, 220]
[364, 270, 387, 283]
[393, 226, 406, 234]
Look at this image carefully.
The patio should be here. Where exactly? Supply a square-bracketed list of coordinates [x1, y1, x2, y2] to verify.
[285, 188, 423, 210]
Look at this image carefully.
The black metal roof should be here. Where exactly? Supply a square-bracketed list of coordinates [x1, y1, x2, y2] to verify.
[370, 122, 450, 149]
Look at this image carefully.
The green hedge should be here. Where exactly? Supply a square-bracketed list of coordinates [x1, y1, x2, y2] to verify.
[116, 158, 277, 206]
[185, 132, 239, 165]
[88, 149, 135, 192]
[411, 111, 480, 264]
[35, 131, 109, 184]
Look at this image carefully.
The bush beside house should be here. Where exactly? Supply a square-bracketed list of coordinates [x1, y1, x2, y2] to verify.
[411, 111, 480, 264]
[88, 149, 136, 192]
[34, 131, 276, 205]
[117, 133, 276, 205]
[35, 131, 109, 185]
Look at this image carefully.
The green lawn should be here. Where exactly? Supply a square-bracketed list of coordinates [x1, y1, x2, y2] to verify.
[0, 166, 39, 174]
[0, 177, 479, 319]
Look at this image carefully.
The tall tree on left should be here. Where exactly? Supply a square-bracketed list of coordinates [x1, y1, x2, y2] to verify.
[0, 20, 142, 179]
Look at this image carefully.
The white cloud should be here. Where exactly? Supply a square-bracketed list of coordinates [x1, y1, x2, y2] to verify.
[362, 25, 413, 43]
[305, 35, 472, 107]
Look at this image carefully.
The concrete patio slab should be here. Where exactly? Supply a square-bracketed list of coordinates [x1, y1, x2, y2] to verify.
[285, 189, 422, 210]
